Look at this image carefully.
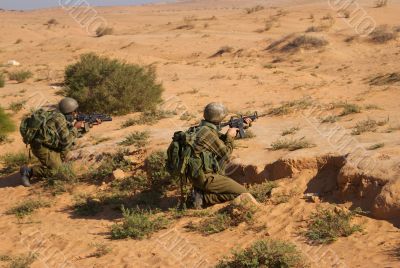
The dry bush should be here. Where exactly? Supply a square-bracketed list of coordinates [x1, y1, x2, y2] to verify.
[46, 18, 58, 26]
[209, 46, 233, 58]
[369, 25, 397, 43]
[282, 35, 328, 52]
[245, 5, 264, 14]
[305, 26, 323, 32]
[96, 26, 113, 37]
[374, 0, 388, 7]
[0, 72, 4, 88]
[369, 72, 400, 85]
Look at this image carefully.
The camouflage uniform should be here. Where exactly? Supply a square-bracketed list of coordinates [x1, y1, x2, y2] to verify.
[189, 120, 247, 205]
[31, 111, 78, 179]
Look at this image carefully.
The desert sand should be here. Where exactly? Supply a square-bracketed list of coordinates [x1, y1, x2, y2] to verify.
[0, 0, 400, 267]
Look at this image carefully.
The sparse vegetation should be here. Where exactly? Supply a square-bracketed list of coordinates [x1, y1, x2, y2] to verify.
[6, 199, 50, 219]
[268, 98, 313, 116]
[8, 70, 33, 83]
[281, 126, 300, 136]
[179, 111, 196, 121]
[0, 72, 5, 87]
[367, 143, 385, 150]
[321, 115, 339, 123]
[96, 26, 113, 37]
[216, 239, 309, 268]
[351, 118, 388, 135]
[282, 35, 328, 52]
[188, 203, 256, 235]
[209, 46, 233, 58]
[89, 243, 112, 258]
[0, 106, 15, 144]
[369, 25, 397, 43]
[118, 131, 150, 148]
[8, 253, 37, 268]
[305, 208, 362, 244]
[271, 137, 315, 151]
[374, 0, 388, 8]
[245, 5, 264, 14]
[0, 152, 29, 174]
[89, 149, 132, 183]
[145, 150, 171, 188]
[73, 195, 104, 216]
[43, 163, 78, 195]
[369, 73, 400, 86]
[8, 100, 25, 112]
[248, 182, 278, 203]
[305, 26, 323, 32]
[64, 53, 163, 115]
[364, 104, 382, 110]
[110, 206, 170, 240]
[121, 110, 175, 128]
[330, 102, 362, 116]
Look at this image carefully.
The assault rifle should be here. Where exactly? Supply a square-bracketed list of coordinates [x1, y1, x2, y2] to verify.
[220, 112, 265, 139]
[66, 113, 113, 133]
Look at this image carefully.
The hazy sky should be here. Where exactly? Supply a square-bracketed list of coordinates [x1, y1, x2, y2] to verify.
[0, 0, 168, 10]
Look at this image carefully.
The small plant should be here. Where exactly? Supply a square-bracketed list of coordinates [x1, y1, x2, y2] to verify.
[364, 104, 382, 110]
[89, 149, 132, 182]
[330, 102, 362, 116]
[367, 143, 385, 150]
[8, 100, 25, 112]
[245, 5, 264, 14]
[118, 131, 150, 148]
[209, 46, 234, 58]
[268, 98, 313, 116]
[374, 0, 388, 7]
[281, 126, 300, 136]
[189, 203, 256, 235]
[321, 115, 339, 123]
[15, 38, 23, 44]
[179, 111, 196, 121]
[9, 253, 37, 268]
[369, 72, 400, 86]
[351, 118, 388, 135]
[145, 150, 170, 188]
[282, 35, 328, 52]
[89, 243, 112, 258]
[0, 106, 15, 140]
[305, 208, 362, 244]
[0, 72, 5, 87]
[8, 70, 33, 83]
[216, 239, 308, 268]
[46, 18, 59, 25]
[369, 25, 397, 43]
[6, 199, 51, 219]
[121, 110, 175, 128]
[96, 26, 113, 37]
[110, 206, 170, 240]
[271, 137, 315, 151]
[0, 152, 29, 173]
[248, 182, 277, 203]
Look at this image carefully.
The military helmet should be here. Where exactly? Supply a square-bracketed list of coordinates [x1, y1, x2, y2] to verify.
[58, 97, 79, 114]
[203, 102, 227, 124]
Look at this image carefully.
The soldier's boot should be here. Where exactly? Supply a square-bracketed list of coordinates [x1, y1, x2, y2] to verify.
[19, 166, 33, 187]
[193, 188, 204, 210]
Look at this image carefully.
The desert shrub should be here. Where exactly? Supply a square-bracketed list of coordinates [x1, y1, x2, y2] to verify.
[330, 102, 361, 116]
[6, 199, 50, 219]
[0, 106, 15, 137]
[305, 208, 362, 244]
[369, 25, 397, 43]
[281, 126, 300, 136]
[268, 98, 313, 116]
[73, 196, 104, 216]
[9, 253, 37, 268]
[118, 131, 150, 148]
[96, 26, 113, 37]
[248, 182, 277, 203]
[189, 203, 256, 235]
[271, 138, 315, 151]
[369, 72, 400, 85]
[8, 100, 25, 112]
[110, 206, 170, 240]
[374, 0, 388, 7]
[245, 5, 264, 14]
[145, 150, 170, 187]
[0, 152, 29, 173]
[121, 110, 175, 128]
[216, 239, 308, 268]
[321, 115, 339, 123]
[209, 46, 234, 58]
[351, 118, 387, 135]
[46, 18, 58, 25]
[8, 70, 33, 83]
[64, 53, 163, 115]
[367, 143, 385, 150]
[89, 149, 132, 182]
[0, 73, 5, 87]
[282, 35, 328, 52]
[89, 243, 112, 258]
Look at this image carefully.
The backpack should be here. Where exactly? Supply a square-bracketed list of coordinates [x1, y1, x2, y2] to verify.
[166, 126, 199, 179]
[20, 109, 60, 150]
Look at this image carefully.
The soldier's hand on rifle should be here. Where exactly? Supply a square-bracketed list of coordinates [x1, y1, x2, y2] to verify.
[227, 128, 239, 138]
[243, 117, 253, 129]
[74, 121, 85, 129]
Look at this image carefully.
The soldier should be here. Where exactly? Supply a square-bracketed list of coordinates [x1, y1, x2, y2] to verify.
[188, 102, 252, 208]
[19, 97, 85, 187]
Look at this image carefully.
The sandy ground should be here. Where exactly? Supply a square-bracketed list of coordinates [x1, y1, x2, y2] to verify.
[0, 0, 400, 267]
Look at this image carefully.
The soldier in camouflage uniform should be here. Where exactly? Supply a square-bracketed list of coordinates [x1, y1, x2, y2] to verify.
[189, 103, 251, 207]
[20, 98, 84, 187]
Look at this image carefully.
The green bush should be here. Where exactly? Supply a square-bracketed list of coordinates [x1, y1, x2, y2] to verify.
[8, 70, 33, 83]
[110, 206, 169, 240]
[6, 199, 50, 219]
[305, 208, 362, 244]
[0, 73, 5, 87]
[216, 239, 309, 268]
[248, 182, 277, 203]
[0, 152, 29, 173]
[145, 150, 170, 187]
[64, 53, 163, 115]
[0, 106, 15, 136]
[118, 131, 150, 148]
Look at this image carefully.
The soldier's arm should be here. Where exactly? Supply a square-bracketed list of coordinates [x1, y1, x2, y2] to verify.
[55, 115, 78, 148]
[201, 131, 234, 159]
